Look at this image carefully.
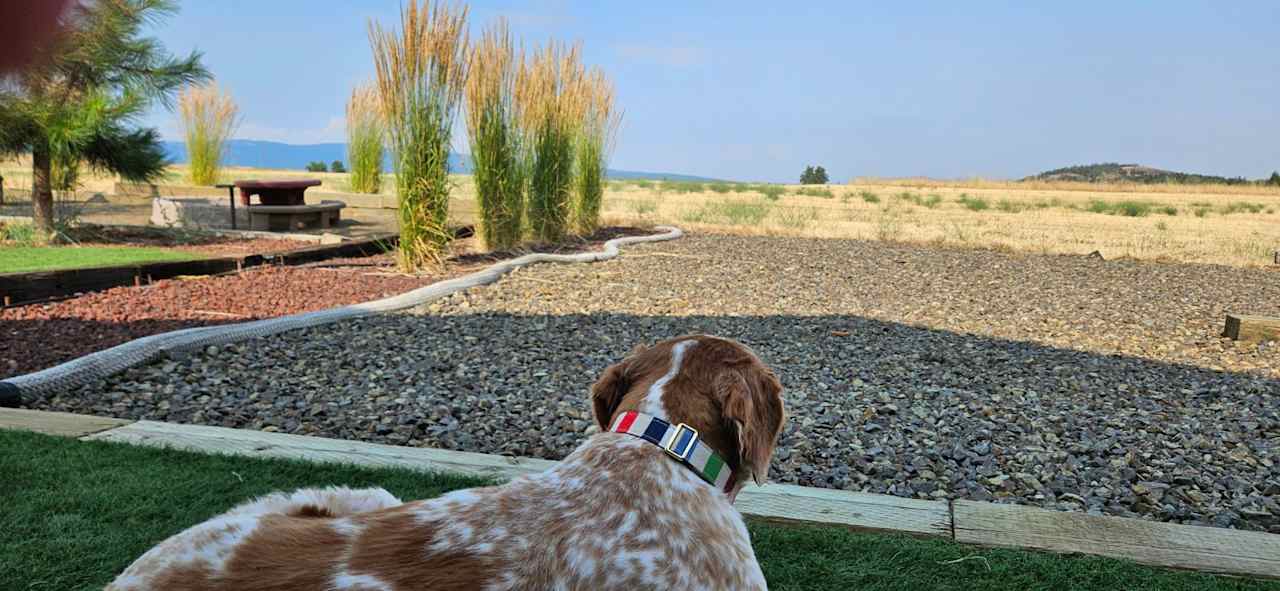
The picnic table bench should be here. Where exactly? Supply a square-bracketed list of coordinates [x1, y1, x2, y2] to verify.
[221, 179, 345, 231]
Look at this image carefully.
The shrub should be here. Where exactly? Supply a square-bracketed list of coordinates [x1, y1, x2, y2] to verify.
[178, 82, 240, 186]
[958, 194, 989, 211]
[466, 20, 524, 249]
[859, 190, 880, 203]
[759, 184, 785, 201]
[996, 199, 1028, 213]
[1269, 171, 1280, 187]
[330, 160, 346, 173]
[683, 200, 772, 226]
[0, 221, 40, 245]
[1219, 201, 1265, 215]
[894, 191, 941, 208]
[370, 0, 468, 269]
[666, 181, 705, 194]
[709, 182, 732, 193]
[795, 186, 833, 198]
[305, 161, 328, 172]
[633, 179, 652, 189]
[346, 84, 385, 194]
[1086, 199, 1158, 217]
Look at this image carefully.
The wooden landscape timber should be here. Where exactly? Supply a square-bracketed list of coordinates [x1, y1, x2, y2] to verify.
[953, 500, 1280, 580]
[0, 233, 398, 306]
[0, 409, 1263, 581]
[1224, 314, 1280, 343]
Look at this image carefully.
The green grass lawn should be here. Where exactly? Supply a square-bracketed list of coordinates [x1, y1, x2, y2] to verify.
[3, 429, 1276, 591]
[0, 245, 201, 274]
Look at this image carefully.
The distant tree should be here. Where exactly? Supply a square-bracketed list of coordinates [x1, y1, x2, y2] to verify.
[305, 161, 328, 172]
[0, 0, 208, 235]
[800, 165, 829, 184]
[1269, 171, 1280, 187]
[330, 160, 346, 173]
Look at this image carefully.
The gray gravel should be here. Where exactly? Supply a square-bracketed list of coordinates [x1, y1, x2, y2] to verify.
[35, 233, 1280, 530]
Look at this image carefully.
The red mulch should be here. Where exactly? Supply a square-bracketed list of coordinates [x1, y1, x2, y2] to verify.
[0, 226, 652, 379]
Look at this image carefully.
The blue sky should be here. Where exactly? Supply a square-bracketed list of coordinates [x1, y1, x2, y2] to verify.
[142, 1, 1279, 182]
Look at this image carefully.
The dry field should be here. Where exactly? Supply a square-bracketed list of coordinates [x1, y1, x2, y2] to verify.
[5, 158, 1278, 267]
[600, 179, 1280, 267]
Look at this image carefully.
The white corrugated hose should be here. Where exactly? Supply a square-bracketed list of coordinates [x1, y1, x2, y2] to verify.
[0, 226, 683, 407]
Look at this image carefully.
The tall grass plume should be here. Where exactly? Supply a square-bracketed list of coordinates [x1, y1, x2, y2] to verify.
[369, 1, 469, 270]
[571, 67, 620, 234]
[178, 83, 239, 186]
[465, 19, 524, 250]
[517, 42, 584, 243]
[346, 84, 385, 194]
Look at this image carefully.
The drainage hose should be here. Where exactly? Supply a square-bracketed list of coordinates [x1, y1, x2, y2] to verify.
[0, 226, 683, 407]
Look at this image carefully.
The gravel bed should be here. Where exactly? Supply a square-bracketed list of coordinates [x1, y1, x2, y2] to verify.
[2, 227, 647, 378]
[35, 233, 1280, 530]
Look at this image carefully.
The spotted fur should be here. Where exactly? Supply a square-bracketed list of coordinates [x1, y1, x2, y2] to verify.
[107, 335, 786, 591]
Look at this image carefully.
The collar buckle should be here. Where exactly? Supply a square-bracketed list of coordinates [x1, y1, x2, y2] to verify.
[662, 422, 698, 461]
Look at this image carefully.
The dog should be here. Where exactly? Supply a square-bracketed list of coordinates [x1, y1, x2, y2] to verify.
[108, 334, 786, 590]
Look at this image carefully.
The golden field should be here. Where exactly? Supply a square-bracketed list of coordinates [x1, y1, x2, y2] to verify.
[600, 179, 1280, 268]
[4, 159, 1279, 267]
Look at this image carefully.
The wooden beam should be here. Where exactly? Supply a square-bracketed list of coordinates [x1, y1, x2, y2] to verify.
[86, 421, 557, 481]
[0, 408, 132, 437]
[1224, 314, 1280, 343]
[953, 500, 1280, 580]
[737, 483, 950, 537]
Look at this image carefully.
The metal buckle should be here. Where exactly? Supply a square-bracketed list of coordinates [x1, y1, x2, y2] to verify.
[662, 423, 698, 461]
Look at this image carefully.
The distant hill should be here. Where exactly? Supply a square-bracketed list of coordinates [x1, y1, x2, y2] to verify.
[160, 140, 717, 182]
[1026, 163, 1256, 185]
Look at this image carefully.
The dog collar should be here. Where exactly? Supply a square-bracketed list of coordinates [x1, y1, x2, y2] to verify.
[610, 411, 735, 493]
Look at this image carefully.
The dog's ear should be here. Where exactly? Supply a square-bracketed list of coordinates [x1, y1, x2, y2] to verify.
[591, 359, 632, 431]
[720, 368, 786, 486]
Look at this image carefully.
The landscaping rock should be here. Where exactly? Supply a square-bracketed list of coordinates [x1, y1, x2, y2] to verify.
[33, 233, 1280, 530]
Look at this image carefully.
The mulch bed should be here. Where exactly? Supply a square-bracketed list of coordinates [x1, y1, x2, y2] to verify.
[36, 232, 1280, 532]
[2, 226, 649, 378]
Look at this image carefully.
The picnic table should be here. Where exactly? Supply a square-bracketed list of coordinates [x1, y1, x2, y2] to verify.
[233, 179, 322, 206]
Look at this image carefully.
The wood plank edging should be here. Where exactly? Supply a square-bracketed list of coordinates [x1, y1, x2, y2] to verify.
[0, 407, 133, 438]
[85, 420, 557, 481]
[953, 500, 1280, 580]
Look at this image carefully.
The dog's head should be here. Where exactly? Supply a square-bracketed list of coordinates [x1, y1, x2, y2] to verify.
[591, 335, 786, 491]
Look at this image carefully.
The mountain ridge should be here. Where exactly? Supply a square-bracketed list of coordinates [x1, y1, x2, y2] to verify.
[1025, 163, 1269, 185]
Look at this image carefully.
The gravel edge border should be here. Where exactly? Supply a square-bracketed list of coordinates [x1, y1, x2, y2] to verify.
[0, 226, 684, 406]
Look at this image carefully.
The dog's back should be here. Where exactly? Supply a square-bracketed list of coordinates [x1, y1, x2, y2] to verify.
[110, 335, 785, 590]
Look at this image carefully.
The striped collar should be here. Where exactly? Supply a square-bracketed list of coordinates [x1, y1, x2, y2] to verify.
[609, 411, 734, 493]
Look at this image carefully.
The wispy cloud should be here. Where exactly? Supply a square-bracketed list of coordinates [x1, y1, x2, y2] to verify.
[616, 42, 708, 68]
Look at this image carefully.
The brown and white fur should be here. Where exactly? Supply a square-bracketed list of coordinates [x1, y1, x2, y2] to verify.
[108, 334, 786, 591]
